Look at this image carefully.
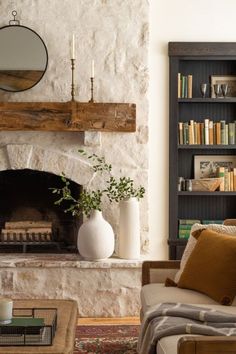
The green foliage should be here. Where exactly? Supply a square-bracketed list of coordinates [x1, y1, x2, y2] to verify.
[51, 149, 145, 217]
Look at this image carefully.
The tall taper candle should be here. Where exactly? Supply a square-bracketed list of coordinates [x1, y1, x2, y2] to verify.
[71, 34, 75, 59]
[91, 60, 95, 78]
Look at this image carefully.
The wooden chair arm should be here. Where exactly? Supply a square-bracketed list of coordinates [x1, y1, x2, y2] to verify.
[142, 260, 180, 286]
[178, 335, 236, 354]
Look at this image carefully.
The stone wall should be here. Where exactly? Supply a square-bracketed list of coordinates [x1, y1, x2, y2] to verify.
[0, 0, 149, 252]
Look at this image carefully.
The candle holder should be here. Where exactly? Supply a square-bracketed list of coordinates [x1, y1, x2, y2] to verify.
[71, 58, 75, 101]
[89, 77, 95, 103]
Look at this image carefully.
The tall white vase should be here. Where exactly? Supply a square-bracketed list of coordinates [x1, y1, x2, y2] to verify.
[119, 197, 140, 259]
[78, 210, 114, 261]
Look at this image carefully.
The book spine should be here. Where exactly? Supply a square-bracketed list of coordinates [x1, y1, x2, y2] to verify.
[224, 168, 229, 191]
[234, 168, 236, 191]
[213, 123, 216, 145]
[184, 76, 188, 98]
[178, 225, 193, 230]
[225, 124, 229, 145]
[209, 120, 213, 145]
[194, 122, 197, 144]
[218, 166, 225, 191]
[216, 122, 221, 144]
[200, 122, 204, 144]
[197, 123, 201, 144]
[178, 122, 183, 144]
[183, 122, 189, 144]
[204, 119, 209, 145]
[181, 75, 185, 98]
[187, 74, 193, 98]
[230, 170, 234, 191]
[179, 219, 201, 225]
[220, 120, 226, 145]
[178, 230, 191, 239]
[229, 122, 235, 145]
[178, 73, 181, 98]
[189, 120, 194, 144]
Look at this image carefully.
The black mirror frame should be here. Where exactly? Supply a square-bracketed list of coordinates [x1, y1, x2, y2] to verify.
[0, 24, 48, 93]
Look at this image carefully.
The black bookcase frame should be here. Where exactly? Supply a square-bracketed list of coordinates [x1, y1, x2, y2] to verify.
[168, 42, 236, 260]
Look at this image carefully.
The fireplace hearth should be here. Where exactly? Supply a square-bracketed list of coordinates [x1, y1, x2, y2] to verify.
[0, 169, 82, 253]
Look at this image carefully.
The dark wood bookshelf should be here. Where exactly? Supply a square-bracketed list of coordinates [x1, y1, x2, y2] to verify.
[169, 42, 236, 260]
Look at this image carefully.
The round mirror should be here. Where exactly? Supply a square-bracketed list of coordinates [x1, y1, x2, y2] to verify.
[0, 25, 48, 92]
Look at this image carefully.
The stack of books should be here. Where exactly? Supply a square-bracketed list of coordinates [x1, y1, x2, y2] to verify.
[178, 219, 224, 239]
[177, 73, 193, 98]
[218, 167, 236, 191]
[178, 119, 236, 145]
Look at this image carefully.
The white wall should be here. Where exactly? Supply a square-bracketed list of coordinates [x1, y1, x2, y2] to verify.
[149, 0, 236, 259]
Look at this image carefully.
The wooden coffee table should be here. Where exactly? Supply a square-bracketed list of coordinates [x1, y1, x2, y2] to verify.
[0, 299, 78, 354]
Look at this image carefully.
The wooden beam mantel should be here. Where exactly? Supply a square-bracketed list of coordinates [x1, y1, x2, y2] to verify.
[0, 101, 136, 132]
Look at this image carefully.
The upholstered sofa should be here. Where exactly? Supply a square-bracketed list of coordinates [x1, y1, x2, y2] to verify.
[140, 260, 236, 354]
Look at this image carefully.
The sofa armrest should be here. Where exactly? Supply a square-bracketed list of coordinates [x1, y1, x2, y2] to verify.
[178, 335, 236, 354]
[142, 260, 180, 286]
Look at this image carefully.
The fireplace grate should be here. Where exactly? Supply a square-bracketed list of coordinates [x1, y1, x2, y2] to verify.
[0, 240, 63, 253]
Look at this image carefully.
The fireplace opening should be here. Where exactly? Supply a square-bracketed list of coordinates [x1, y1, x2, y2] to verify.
[0, 169, 82, 253]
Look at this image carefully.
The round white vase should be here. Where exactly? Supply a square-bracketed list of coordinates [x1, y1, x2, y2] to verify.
[78, 210, 115, 261]
[119, 197, 140, 259]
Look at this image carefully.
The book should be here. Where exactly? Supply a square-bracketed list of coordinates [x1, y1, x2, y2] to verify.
[178, 230, 191, 239]
[225, 124, 229, 145]
[178, 122, 183, 144]
[224, 168, 229, 191]
[189, 120, 194, 144]
[202, 220, 224, 224]
[204, 119, 209, 145]
[187, 74, 193, 98]
[216, 122, 221, 144]
[177, 73, 181, 98]
[179, 219, 201, 225]
[229, 122, 235, 145]
[178, 225, 192, 230]
[218, 166, 225, 191]
[200, 122, 204, 144]
[230, 170, 234, 191]
[234, 168, 236, 191]
[209, 120, 213, 145]
[183, 122, 189, 144]
[220, 120, 226, 144]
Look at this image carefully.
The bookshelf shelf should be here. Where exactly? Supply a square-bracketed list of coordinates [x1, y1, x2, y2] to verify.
[178, 191, 236, 196]
[178, 145, 236, 150]
[179, 98, 236, 103]
[169, 42, 236, 260]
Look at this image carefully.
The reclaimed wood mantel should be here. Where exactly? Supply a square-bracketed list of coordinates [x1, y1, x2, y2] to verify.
[0, 101, 136, 132]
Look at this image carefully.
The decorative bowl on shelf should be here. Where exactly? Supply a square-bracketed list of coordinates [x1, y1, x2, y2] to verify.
[191, 178, 222, 192]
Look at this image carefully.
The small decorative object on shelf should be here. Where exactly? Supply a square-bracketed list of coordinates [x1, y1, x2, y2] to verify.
[211, 75, 236, 98]
[191, 178, 222, 192]
[0, 299, 13, 325]
[200, 83, 208, 98]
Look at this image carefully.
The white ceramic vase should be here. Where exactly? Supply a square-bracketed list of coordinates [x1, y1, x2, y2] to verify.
[119, 197, 140, 259]
[78, 210, 114, 261]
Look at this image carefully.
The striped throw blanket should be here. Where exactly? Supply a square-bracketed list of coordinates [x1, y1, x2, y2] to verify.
[137, 303, 236, 354]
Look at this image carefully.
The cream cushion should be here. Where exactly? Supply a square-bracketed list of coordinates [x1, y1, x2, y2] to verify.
[174, 223, 236, 283]
[156, 304, 236, 354]
[140, 283, 229, 314]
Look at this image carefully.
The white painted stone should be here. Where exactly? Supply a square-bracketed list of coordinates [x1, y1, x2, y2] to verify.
[0, 147, 10, 170]
[7, 144, 32, 170]
[84, 132, 101, 147]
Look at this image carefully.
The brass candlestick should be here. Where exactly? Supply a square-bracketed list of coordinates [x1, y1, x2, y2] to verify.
[89, 77, 95, 103]
[71, 58, 75, 101]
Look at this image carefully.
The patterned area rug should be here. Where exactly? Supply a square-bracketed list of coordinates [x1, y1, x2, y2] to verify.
[74, 324, 139, 354]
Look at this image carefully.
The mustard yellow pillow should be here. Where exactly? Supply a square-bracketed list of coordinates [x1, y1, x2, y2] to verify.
[177, 229, 236, 305]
